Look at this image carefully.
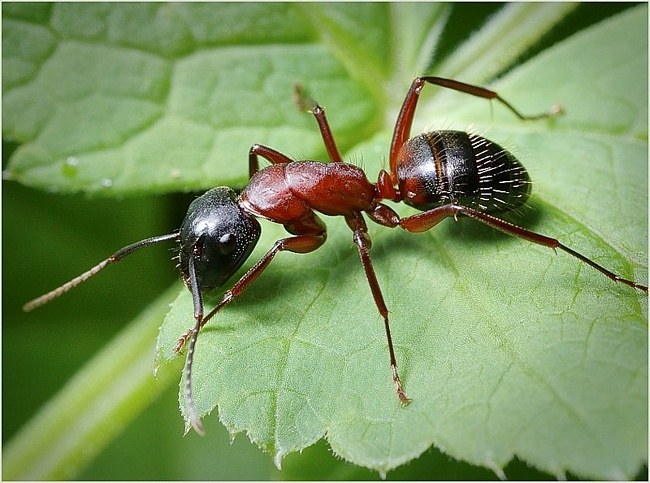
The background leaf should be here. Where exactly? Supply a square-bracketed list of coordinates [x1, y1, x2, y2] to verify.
[3, 3, 376, 194]
[4, 3, 647, 480]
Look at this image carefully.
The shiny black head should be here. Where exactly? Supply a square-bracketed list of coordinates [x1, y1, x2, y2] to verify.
[179, 187, 261, 294]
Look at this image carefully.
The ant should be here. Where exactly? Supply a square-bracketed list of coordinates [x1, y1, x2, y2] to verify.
[24, 76, 648, 435]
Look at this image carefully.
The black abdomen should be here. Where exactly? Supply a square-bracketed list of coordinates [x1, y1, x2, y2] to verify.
[396, 130, 531, 213]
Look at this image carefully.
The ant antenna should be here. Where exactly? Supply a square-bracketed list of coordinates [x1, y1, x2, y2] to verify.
[23, 232, 179, 312]
[183, 247, 207, 434]
[184, 317, 205, 435]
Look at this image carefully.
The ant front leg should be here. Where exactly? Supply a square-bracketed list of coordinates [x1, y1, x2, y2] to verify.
[389, 76, 563, 181]
[248, 144, 294, 178]
[172, 230, 325, 352]
[175, 222, 327, 434]
[399, 204, 648, 293]
[346, 212, 411, 404]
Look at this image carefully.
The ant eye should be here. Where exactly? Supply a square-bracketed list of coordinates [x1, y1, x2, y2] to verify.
[218, 233, 236, 254]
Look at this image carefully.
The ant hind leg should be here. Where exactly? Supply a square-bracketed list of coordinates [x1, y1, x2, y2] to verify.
[398, 203, 648, 293]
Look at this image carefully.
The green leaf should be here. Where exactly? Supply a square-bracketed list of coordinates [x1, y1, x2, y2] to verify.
[4, 3, 647, 480]
[3, 3, 377, 194]
[154, 4, 647, 480]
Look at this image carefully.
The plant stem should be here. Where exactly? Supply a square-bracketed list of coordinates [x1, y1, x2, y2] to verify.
[2, 285, 183, 480]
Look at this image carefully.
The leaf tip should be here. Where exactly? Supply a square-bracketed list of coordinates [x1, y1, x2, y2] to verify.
[273, 453, 283, 471]
[487, 461, 506, 480]
[272, 447, 292, 471]
[2, 169, 15, 182]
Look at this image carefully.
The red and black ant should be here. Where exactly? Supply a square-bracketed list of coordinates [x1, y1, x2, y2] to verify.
[24, 76, 648, 434]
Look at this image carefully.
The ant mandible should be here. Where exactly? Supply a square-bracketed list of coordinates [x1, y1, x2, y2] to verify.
[24, 76, 648, 435]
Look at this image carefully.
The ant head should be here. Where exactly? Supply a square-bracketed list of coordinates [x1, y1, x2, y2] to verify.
[179, 187, 261, 294]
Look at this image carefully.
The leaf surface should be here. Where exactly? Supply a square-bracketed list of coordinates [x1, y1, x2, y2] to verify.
[3, 3, 374, 194]
[154, 5, 649, 479]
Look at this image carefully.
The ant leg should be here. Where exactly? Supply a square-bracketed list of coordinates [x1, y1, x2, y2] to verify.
[294, 84, 344, 163]
[389, 76, 562, 181]
[346, 212, 411, 404]
[23, 232, 179, 312]
[174, 213, 327, 352]
[249, 144, 295, 178]
[399, 204, 648, 293]
[419, 77, 563, 121]
[250, 85, 344, 177]
[175, 220, 327, 434]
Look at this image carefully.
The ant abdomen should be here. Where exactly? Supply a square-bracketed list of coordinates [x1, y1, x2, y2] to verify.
[396, 130, 531, 213]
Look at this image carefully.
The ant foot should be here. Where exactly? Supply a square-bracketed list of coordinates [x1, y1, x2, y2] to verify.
[392, 366, 412, 405]
[174, 329, 192, 353]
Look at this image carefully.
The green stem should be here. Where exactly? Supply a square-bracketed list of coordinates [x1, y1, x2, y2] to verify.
[435, 3, 578, 82]
[2, 285, 183, 480]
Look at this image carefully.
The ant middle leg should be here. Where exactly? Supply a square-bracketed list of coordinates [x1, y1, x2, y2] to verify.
[176, 227, 327, 434]
[399, 204, 648, 293]
[346, 212, 411, 404]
